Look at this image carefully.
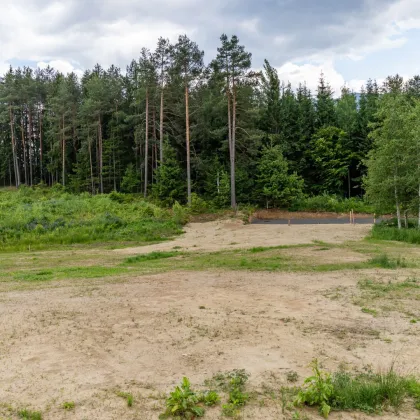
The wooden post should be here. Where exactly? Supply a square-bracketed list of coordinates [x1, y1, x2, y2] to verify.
[288, 219, 291, 226]
[350, 211, 352, 224]
[374, 213, 376, 224]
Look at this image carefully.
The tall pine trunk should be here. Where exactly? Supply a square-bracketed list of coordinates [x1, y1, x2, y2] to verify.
[21, 114, 28, 184]
[62, 113, 66, 186]
[28, 108, 33, 186]
[39, 109, 43, 183]
[394, 173, 402, 229]
[9, 105, 20, 187]
[160, 88, 164, 164]
[98, 116, 103, 194]
[185, 82, 191, 206]
[144, 88, 149, 198]
[230, 82, 237, 210]
[88, 134, 94, 194]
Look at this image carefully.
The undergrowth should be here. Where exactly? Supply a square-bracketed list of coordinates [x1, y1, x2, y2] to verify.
[371, 223, 420, 244]
[0, 187, 185, 251]
[295, 360, 420, 418]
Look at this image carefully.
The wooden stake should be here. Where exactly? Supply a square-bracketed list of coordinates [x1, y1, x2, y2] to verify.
[350, 211, 352, 224]
[374, 213, 376, 224]
[288, 219, 291, 226]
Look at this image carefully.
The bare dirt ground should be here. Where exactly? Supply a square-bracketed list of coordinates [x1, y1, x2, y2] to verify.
[0, 221, 419, 420]
[115, 219, 371, 255]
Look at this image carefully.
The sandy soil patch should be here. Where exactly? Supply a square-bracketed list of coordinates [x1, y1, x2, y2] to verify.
[115, 220, 371, 255]
[0, 269, 418, 419]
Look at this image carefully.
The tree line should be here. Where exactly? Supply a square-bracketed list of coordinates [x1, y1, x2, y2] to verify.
[1, 34, 419, 209]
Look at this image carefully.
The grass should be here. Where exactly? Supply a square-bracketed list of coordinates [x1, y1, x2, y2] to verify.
[371, 223, 420, 244]
[1, 243, 416, 287]
[124, 251, 180, 263]
[117, 392, 134, 407]
[61, 401, 75, 410]
[295, 360, 420, 417]
[356, 277, 420, 319]
[367, 253, 407, 268]
[0, 187, 184, 251]
[18, 409, 42, 420]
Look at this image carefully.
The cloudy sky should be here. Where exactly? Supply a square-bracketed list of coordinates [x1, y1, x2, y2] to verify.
[1, 0, 420, 94]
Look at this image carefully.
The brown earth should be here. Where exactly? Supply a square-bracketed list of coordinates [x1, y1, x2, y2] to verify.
[0, 221, 419, 420]
[115, 219, 371, 255]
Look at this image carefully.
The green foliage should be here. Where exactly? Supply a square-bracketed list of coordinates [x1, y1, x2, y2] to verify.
[159, 377, 206, 419]
[207, 370, 250, 417]
[172, 201, 189, 225]
[190, 193, 210, 214]
[295, 360, 420, 417]
[152, 144, 186, 206]
[120, 164, 140, 193]
[289, 194, 375, 213]
[117, 392, 134, 407]
[125, 251, 179, 264]
[368, 254, 407, 268]
[256, 145, 304, 208]
[295, 359, 333, 418]
[330, 370, 412, 413]
[18, 409, 42, 420]
[0, 189, 183, 251]
[371, 224, 420, 244]
[309, 126, 354, 195]
[61, 401, 75, 410]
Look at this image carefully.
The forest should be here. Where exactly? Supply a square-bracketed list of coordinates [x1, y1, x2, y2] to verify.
[1, 34, 420, 216]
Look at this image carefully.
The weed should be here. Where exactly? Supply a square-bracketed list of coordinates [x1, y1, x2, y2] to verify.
[199, 306, 206, 310]
[361, 307, 378, 316]
[160, 377, 218, 419]
[18, 409, 42, 420]
[117, 391, 134, 407]
[295, 360, 420, 417]
[295, 359, 334, 418]
[287, 371, 299, 383]
[368, 254, 407, 269]
[199, 390, 220, 406]
[61, 401, 75, 410]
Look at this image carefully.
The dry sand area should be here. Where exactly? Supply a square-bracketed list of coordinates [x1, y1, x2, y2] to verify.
[0, 221, 419, 419]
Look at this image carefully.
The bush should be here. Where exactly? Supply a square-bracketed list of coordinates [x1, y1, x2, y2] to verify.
[289, 195, 375, 213]
[0, 189, 185, 251]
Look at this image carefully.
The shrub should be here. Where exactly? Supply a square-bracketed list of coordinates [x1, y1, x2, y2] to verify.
[289, 194, 375, 214]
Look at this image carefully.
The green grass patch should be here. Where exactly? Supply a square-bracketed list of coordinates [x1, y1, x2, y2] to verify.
[18, 409, 42, 420]
[367, 254, 407, 269]
[295, 360, 420, 417]
[0, 188, 184, 252]
[124, 251, 180, 264]
[371, 224, 420, 245]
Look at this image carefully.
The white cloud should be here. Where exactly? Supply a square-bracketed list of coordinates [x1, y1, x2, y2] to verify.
[37, 60, 83, 77]
[276, 61, 385, 96]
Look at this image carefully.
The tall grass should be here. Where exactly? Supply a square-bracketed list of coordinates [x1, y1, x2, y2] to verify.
[0, 187, 185, 251]
[371, 223, 420, 244]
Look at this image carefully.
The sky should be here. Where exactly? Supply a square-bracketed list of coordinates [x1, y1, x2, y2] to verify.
[1, 0, 420, 95]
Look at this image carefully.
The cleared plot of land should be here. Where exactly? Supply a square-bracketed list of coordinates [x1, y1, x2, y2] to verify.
[0, 221, 419, 419]
[115, 219, 371, 254]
